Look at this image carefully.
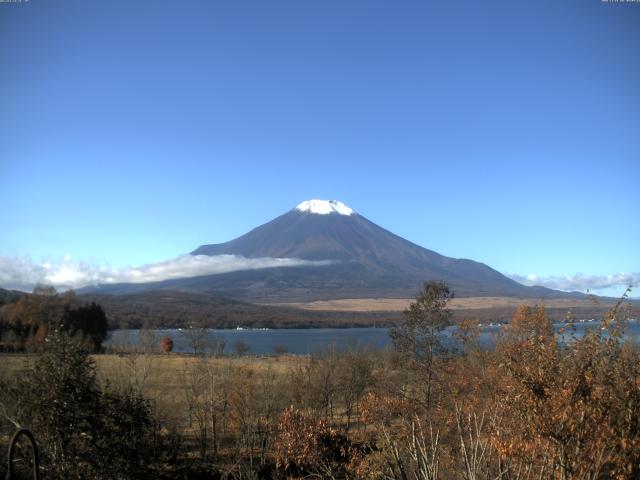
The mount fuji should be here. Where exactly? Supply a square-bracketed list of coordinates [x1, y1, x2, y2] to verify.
[86, 200, 566, 301]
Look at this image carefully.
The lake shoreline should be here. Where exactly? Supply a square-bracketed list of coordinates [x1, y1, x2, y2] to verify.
[105, 320, 640, 356]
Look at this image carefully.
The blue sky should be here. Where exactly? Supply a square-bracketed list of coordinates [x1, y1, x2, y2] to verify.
[1, 0, 638, 296]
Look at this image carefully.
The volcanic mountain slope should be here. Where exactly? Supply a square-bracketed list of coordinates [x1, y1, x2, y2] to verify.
[0, 287, 23, 304]
[88, 200, 568, 301]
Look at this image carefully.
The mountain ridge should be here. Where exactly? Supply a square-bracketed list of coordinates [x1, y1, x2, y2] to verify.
[85, 200, 579, 301]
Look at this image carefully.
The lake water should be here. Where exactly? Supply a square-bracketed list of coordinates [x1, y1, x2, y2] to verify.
[105, 319, 640, 355]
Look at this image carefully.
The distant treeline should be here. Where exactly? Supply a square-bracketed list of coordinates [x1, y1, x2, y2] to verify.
[77, 291, 403, 329]
[1, 287, 635, 338]
[80, 291, 636, 330]
[0, 288, 108, 352]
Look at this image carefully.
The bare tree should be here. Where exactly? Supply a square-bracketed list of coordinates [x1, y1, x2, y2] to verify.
[233, 340, 250, 356]
[273, 344, 288, 355]
[183, 324, 204, 355]
[390, 280, 453, 409]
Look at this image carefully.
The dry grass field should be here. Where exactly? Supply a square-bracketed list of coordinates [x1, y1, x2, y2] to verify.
[0, 351, 316, 477]
[0, 351, 307, 466]
[269, 296, 621, 312]
[1, 352, 303, 419]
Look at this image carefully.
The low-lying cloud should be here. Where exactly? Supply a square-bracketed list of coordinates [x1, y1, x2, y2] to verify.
[0, 253, 333, 292]
[508, 272, 639, 294]
[2, 252, 636, 297]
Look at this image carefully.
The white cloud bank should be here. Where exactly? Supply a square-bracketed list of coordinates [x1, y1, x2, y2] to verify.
[508, 272, 639, 294]
[1, 252, 636, 298]
[0, 253, 333, 292]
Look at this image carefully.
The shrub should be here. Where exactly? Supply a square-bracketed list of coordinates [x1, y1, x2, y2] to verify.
[161, 335, 174, 354]
[3, 330, 159, 479]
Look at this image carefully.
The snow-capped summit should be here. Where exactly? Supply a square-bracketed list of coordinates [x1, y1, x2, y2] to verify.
[295, 199, 354, 216]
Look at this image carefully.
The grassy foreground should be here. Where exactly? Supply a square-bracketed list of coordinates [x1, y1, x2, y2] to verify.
[1, 296, 639, 479]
